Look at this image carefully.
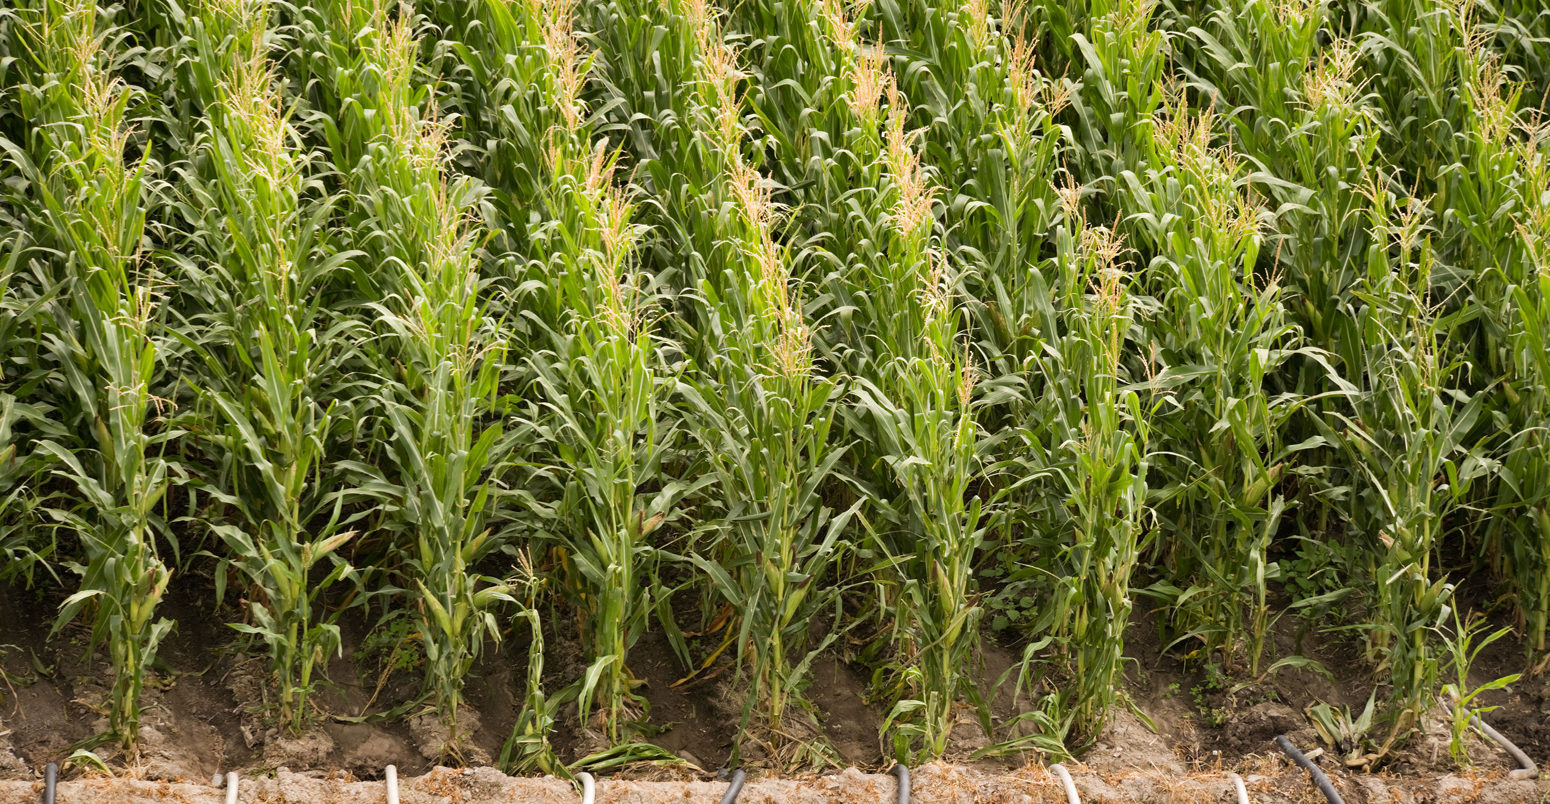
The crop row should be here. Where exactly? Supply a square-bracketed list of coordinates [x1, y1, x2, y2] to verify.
[1, 0, 1548, 772]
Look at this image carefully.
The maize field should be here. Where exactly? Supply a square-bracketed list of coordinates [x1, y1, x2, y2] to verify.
[1, 0, 1550, 782]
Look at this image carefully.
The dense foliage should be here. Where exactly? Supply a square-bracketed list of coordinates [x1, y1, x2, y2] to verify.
[2, 0, 1548, 771]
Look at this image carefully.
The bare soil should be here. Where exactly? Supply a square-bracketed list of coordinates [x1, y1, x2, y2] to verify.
[4, 582, 1549, 800]
[0, 763, 1546, 804]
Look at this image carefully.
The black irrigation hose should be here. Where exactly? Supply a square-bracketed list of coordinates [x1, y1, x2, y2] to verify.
[42, 762, 56, 804]
[718, 769, 746, 804]
[889, 764, 910, 804]
[1275, 735, 1344, 804]
[1472, 713, 1539, 779]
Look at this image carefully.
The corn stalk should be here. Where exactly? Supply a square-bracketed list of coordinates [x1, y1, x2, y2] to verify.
[1119, 107, 1295, 676]
[171, 0, 362, 734]
[1317, 189, 1483, 727]
[1486, 124, 1550, 658]
[6, 0, 174, 752]
[1035, 194, 1150, 746]
[844, 90, 986, 763]
[0, 232, 54, 583]
[524, 147, 677, 742]
[307, 4, 514, 741]
[473, 0, 687, 744]
[690, 61, 852, 761]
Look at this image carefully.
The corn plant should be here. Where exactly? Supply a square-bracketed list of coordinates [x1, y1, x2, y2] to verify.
[0, 394, 50, 585]
[431, 0, 587, 763]
[0, 381, 23, 570]
[309, 6, 514, 741]
[429, 0, 575, 274]
[1174, 6, 1396, 648]
[1441, 37, 1550, 659]
[464, 0, 689, 743]
[1348, 0, 1470, 194]
[723, 0, 866, 250]
[680, 250, 851, 759]
[604, 0, 748, 346]
[842, 92, 988, 763]
[590, 0, 855, 755]
[440, 0, 692, 753]
[1117, 108, 1297, 675]
[759, 27, 998, 758]
[0, 0, 59, 591]
[1045, 207, 1149, 746]
[1438, 609, 1519, 766]
[1307, 692, 1379, 765]
[1431, 31, 1524, 392]
[1489, 126, 1550, 657]
[284, 0, 404, 181]
[860, 352, 985, 765]
[711, 0, 1022, 759]
[872, 0, 1065, 289]
[170, 0, 363, 734]
[956, 27, 1067, 415]
[871, 0, 1071, 543]
[992, 181, 1153, 747]
[585, 0, 732, 337]
[682, 148, 852, 759]
[1044, 0, 1165, 185]
[0, 238, 53, 583]
[1317, 189, 1484, 731]
[1182, 3, 1381, 346]
[682, 366, 849, 744]
[1482, 0, 1550, 105]
[729, 0, 897, 364]
[5, 0, 174, 752]
[522, 146, 679, 741]
[498, 565, 559, 774]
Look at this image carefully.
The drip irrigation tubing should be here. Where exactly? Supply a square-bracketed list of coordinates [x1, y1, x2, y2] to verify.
[1275, 735, 1343, 804]
[1049, 764, 1080, 804]
[1227, 771, 1249, 804]
[1472, 713, 1539, 779]
[718, 770, 746, 804]
[43, 762, 56, 804]
[386, 764, 399, 804]
[889, 764, 909, 804]
[577, 772, 596, 804]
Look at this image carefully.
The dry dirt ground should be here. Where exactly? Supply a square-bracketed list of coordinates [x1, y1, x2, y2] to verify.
[0, 763, 1546, 804]
[5, 581, 1550, 802]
